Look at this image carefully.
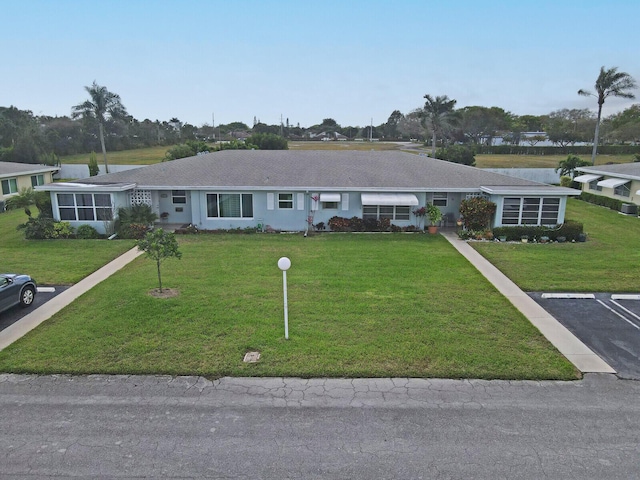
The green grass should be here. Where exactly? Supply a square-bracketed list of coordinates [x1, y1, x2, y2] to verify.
[0, 209, 135, 285]
[59, 145, 172, 165]
[0, 234, 577, 379]
[472, 198, 640, 292]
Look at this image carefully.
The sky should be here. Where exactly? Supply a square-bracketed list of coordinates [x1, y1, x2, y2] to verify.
[2, 0, 640, 129]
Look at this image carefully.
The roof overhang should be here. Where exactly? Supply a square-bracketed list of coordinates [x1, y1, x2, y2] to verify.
[0, 165, 60, 179]
[319, 193, 341, 202]
[597, 178, 630, 189]
[480, 185, 581, 196]
[573, 174, 602, 184]
[361, 193, 419, 205]
[36, 182, 137, 192]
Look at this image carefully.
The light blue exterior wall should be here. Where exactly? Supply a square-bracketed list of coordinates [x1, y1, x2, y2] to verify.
[50, 190, 130, 234]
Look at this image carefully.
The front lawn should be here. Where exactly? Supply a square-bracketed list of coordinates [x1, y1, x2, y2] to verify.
[0, 209, 135, 285]
[0, 234, 577, 380]
[472, 198, 640, 292]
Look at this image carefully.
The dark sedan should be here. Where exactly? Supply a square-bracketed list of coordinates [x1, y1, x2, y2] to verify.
[0, 274, 37, 314]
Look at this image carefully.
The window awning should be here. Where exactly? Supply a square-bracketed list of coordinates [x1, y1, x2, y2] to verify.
[597, 178, 630, 189]
[319, 193, 341, 202]
[361, 193, 419, 206]
[573, 174, 602, 184]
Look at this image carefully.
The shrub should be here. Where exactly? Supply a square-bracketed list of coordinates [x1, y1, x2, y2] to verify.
[492, 220, 584, 242]
[328, 216, 351, 232]
[88, 151, 100, 176]
[459, 197, 497, 230]
[19, 215, 55, 239]
[579, 191, 624, 211]
[435, 145, 476, 166]
[559, 176, 574, 188]
[115, 204, 158, 239]
[51, 222, 74, 239]
[76, 224, 100, 239]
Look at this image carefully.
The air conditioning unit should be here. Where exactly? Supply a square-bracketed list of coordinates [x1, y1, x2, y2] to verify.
[620, 203, 638, 215]
[0, 201, 5, 212]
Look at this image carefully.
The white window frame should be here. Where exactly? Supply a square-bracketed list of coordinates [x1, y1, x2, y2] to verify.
[31, 174, 45, 187]
[206, 193, 253, 219]
[501, 197, 560, 226]
[588, 180, 602, 192]
[1, 178, 18, 195]
[172, 190, 187, 204]
[278, 193, 294, 209]
[432, 192, 448, 207]
[363, 205, 411, 221]
[57, 193, 113, 222]
[614, 183, 631, 197]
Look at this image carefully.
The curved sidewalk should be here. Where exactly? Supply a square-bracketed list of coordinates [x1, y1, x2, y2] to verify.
[0, 247, 144, 351]
[441, 231, 615, 374]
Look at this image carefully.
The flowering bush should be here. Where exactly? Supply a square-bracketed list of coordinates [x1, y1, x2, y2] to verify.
[459, 197, 496, 231]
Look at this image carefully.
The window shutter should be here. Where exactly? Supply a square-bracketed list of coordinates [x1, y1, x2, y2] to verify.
[267, 193, 274, 210]
[297, 193, 305, 210]
[341, 193, 349, 210]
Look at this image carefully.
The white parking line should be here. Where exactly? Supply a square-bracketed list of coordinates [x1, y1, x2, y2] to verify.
[541, 293, 596, 299]
[36, 287, 56, 293]
[611, 294, 640, 301]
[597, 299, 640, 331]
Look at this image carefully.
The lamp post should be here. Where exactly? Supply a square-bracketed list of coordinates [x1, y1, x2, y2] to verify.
[277, 257, 291, 339]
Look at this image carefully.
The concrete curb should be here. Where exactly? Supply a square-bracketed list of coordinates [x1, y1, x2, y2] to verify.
[441, 232, 616, 374]
[0, 247, 144, 351]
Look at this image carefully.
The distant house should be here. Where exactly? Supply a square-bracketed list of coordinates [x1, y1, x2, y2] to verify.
[575, 163, 640, 206]
[38, 150, 579, 233]
[0, 162, 59, 209]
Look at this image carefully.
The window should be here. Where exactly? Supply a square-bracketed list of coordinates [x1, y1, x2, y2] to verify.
[278, 193, 293, 209]
[1, 178, 18, 195]
[363, 205, 410, 221]
[172, 190, 187, 204]
[31, 174, 44, 187]
[588, 180, 602, 192]
[501, 197, 559, 226]
[56, 193, 113, 221]
[322, 202, 338, 209]
[432, 192, 448, 207]
[614, 183, 630, 197]
[206, 193, 253, 218]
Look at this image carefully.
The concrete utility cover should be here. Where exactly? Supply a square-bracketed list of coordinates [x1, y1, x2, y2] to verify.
[529, 292, 640, 380]
[243, 352, 261, 363]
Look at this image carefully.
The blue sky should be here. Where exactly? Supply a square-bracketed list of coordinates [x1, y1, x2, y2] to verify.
[2, 0, 640, 128]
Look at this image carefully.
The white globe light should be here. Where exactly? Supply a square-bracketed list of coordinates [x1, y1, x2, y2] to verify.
[278, 257, 291, 271]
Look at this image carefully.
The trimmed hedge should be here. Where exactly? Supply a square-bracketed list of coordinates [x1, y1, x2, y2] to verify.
[492, 220, 584, 242]
[578, 191, 624, 211]
[475, 145, 640, 156]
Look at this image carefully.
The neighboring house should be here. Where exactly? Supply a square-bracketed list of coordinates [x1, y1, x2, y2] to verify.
[574, 163, 640, 206]
[37, 150, 579, 233]
[0, 162, 59, 209]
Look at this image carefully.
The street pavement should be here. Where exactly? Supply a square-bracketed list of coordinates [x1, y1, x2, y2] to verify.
[1, 373, 639, 479]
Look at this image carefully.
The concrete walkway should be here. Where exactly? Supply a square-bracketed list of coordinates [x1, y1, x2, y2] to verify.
[441, 231, 615, 374]
[0, 247, 144, 351]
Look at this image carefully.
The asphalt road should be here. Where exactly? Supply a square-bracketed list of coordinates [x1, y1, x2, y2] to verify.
[1, 373, 639, 479]
[0, 286, 68, 332]
[529, 292, 640, 380]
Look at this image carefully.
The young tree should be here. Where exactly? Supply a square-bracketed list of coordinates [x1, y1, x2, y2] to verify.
[420, 94, 458, 157]
[578, 66, 637, 164]
[136, 229, 182, 293]
[5, 187, 36, 216]
[555, 155, 590, 178]
[88, 151, 100, 176]
[72, 81, 128, 173]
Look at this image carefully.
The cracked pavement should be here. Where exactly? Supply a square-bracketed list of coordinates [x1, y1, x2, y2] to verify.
[1, 373, 639, 479]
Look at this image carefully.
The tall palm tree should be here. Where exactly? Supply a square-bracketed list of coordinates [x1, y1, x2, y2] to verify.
[72, 81, 127, 173]
[420, 94, 457, 157]
[578, 66, 637, 164]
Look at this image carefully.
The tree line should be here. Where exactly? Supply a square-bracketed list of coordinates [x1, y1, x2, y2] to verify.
[1, 67, 639, 168]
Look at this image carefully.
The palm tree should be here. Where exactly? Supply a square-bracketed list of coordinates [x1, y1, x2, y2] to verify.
[420, 94, 457, 157]
[6, 187, 36, 217]
[72, 81, 127, 173]
[578, 66, 637, 164]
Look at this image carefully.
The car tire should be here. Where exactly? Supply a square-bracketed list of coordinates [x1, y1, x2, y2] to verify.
[19, 286, 35, 308]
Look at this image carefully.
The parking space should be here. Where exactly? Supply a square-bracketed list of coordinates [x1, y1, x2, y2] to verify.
[0, 286, 68, 332]
[529, 292, 640, 380]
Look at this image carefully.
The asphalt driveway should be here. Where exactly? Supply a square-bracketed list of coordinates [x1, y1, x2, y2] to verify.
[0, 286, 68, 332]
[529, 292, 640, 380]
